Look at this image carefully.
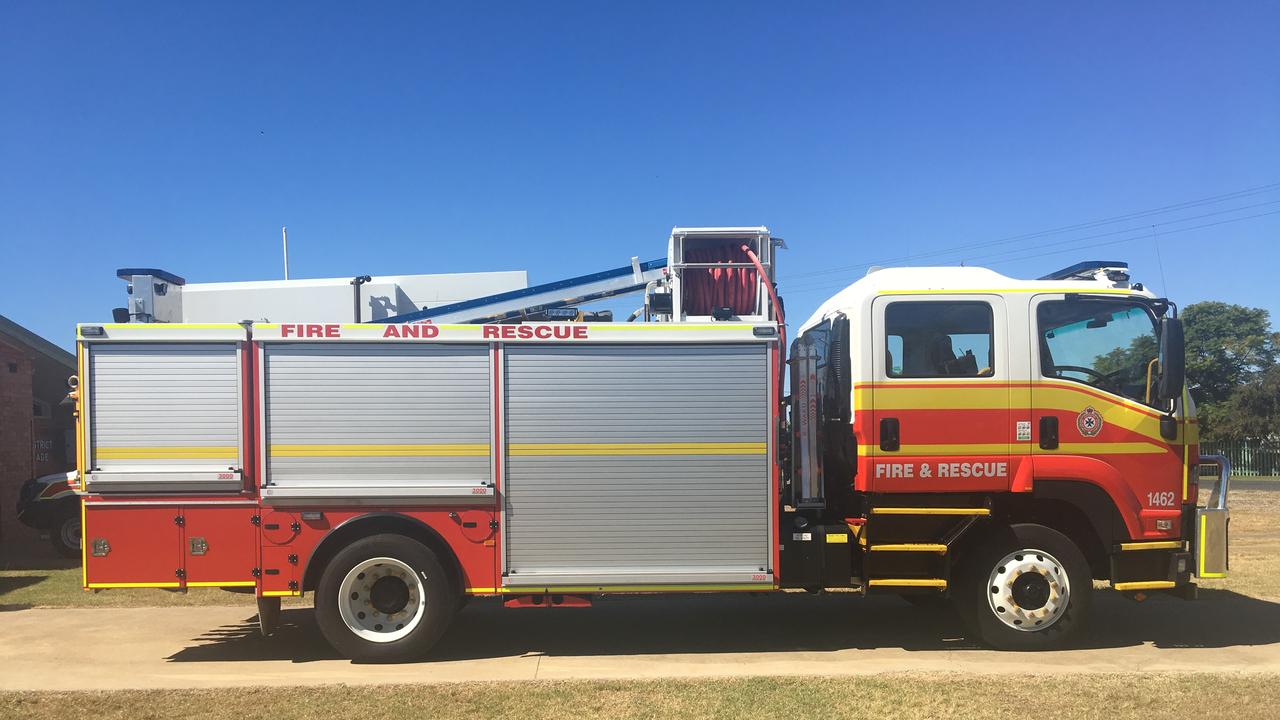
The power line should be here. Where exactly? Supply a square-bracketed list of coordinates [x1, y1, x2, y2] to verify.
[780, 197, 1280, 293]
[783, 181, 1280, 282]
[782, 208, 1280, 296]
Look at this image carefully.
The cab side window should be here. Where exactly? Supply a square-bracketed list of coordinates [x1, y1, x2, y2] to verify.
[1037, 300, 1159, 405]
[885, 301, 994, 378]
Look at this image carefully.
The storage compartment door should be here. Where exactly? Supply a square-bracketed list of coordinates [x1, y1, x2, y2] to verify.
[183, 507, 259, 588]
[262, 344, 492, 502]
[86, 343, 243, 493]
[503, 343, 772, 587]
[84, 503, 183, 588]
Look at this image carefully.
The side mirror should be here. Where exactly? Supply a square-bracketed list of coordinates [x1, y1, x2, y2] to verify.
[826, 315, 852, 423]
[1157, 316, 1185, 403]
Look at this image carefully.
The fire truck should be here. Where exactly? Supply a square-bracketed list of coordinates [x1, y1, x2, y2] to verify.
[71, 227, 1230, 660]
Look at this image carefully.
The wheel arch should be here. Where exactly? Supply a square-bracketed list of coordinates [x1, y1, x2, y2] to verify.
[996, 480, 1128, 579]
[300, 513, 464, 594]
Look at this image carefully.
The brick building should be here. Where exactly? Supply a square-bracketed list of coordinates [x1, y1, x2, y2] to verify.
[0, 314, 76, 544]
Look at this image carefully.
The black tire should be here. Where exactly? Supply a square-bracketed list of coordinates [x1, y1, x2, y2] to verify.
[314, 534, 458, 662]
[956, 523, 1092, 650]
[50, 509, 81, 559]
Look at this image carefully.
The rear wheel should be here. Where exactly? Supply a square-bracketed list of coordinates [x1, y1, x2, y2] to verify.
[957, 523, 1092, 650]
[50, 510, 81, 559]
[314, 534, 458, 662]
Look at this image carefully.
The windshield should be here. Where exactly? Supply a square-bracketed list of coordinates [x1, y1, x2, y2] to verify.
[1037, 300, 1159, 405]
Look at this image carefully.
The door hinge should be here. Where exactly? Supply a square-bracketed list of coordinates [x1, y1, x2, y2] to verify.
[288, 580, 299, 591]
[173, 515, 185, 527]
[175, 568, 186, 579]
[251, 515, 261, 526]
[252, 567, 262, 578]
[489, 520, 500, 530]
[287, 554, 298, 565]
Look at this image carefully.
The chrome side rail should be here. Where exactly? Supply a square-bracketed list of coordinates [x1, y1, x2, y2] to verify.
[1198, 454, 1231, 510]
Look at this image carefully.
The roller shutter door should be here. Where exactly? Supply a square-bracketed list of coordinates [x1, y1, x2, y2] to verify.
[503, 343, 771, 586]
[88, 343, 242, 493]
[262, 344, 491, 501]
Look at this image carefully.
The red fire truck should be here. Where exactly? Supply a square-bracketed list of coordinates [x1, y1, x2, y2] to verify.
[73, 227, 1229, 660]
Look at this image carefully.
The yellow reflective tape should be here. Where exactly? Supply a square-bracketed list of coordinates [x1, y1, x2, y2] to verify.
[867, 578, 948, 588]
[85, 323, 243, 333]
[1198, 514, 1227, 578]
[261, 590, 302, 597]
[95, 446, 238, 459]
[861, 443, 1010, 455]
[869, 544, 948, 553]
[508, 442, 766, 456]
[872, 507, 990, 516]
[1113, 580, 1176, 591]
[465, 587, 498, 594]
[87, 582, 182, 589]
[1053, 442, 1167, 455]
[1119, 541, 1182, 551]
[589, 324, 756, 331]
[825, 533, 849, 544]
[186, 581, 257, 588]
[270, 444, 489, 457]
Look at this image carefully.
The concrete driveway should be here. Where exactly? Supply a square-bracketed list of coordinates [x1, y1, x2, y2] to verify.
[3, 589, 1279, 690]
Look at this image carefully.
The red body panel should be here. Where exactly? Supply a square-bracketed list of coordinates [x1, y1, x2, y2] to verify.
[83, 503, 182, 587]
[184, 506, 259, 585]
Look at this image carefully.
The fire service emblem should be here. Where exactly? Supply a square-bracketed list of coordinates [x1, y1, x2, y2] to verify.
[1076, 406, 1103, 438]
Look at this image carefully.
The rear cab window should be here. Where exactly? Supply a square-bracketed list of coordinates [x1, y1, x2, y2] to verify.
[884, 301, 995, 378]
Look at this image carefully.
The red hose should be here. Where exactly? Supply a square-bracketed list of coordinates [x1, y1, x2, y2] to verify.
[742, 243, 785, 393]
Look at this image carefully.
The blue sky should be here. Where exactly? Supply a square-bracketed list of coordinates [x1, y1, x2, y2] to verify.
[3, 2, 1278, 348]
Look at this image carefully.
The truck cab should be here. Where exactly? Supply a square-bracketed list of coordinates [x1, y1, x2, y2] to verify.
[784, 260, 1229, 648]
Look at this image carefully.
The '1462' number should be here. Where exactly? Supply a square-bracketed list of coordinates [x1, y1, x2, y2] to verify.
[1147, 491, 1177, 507]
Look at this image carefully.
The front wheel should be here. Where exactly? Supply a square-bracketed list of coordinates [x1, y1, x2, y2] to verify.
[314, 534, 458, 662]
[50, 510, 81, 559]
[956, 523, 1092, 650]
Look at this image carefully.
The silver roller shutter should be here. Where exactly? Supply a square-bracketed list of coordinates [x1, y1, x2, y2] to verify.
[262, 344, 491, 501]
[503, 343, 771, 586]
[88, 343, 242, 493]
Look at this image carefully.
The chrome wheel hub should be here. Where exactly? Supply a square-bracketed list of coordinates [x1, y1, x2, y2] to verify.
[986, 548, 1070, 631]
[337, 557, 426, 643]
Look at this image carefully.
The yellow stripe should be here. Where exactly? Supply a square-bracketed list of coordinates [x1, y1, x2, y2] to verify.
[465, 587, 498, 594]
[186, 581, 256, 588]
[1113, 580, 1176, 591]
[508, 442, 766, 456]
[871, 507, 990, 516]
[589, 324, 756, 331]
[95, 446, 238, 459]
[867, 578, 948, 588]
[856, 381, 1177, 447]
[87, 582, 182, 589]
[879, 288, 1133, 296]
[261, 590, 301, 597]
[1119, 541, 1182, 551]
[498, 583, 772, 593]
[83, 323, 243, 334]
[270, 444, 488, 457]
[862, 443, 1010, 455]
[869, 544, 948, 553]
[865, 441, 1164, 456]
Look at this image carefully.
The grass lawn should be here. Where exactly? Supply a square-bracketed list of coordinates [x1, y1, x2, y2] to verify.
[4, 674, 1280, 720]
[4, 489, 1277, 609]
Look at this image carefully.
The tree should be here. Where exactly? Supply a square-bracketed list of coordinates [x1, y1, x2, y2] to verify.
[1204, 365, 1280, 446]
[1183, 302, 1279, 406]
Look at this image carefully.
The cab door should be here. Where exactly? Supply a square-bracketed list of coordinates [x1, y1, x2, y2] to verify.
[1029, 294, 1185, 537]
[868, 295, 1012, 493]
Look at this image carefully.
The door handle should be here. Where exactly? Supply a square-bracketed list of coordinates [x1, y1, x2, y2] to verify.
[1039, 416, 1059, 450]
[880, 417, 900, 452]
